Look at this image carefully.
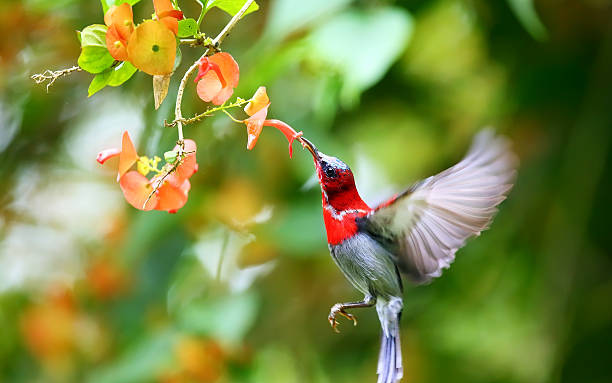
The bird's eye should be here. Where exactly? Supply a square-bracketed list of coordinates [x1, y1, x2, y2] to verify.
[325, 168, 336, 178]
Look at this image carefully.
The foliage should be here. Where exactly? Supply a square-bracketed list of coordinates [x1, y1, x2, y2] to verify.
[1, 0, 611, 383]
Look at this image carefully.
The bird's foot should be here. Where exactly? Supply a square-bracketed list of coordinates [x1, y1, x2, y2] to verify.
[328, 303, 358, 333]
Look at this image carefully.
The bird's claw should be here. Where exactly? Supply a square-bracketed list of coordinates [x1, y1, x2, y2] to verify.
[328, 304, 358, 333]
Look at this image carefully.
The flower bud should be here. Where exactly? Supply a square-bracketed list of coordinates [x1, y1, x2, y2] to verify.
[164, 150, 178, 164]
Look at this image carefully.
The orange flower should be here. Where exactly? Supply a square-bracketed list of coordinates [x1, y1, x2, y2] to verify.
[195, 52, 239, 105]
[243, 87, 303, 158]
[104, 3, 134, 61]
[97, 132, 198, 213]
[243, 86, 270, 150]
[127, 20, 176, 75]
[87, 257, 129, 300]
[20, 290, 77, 361]
[153, 0, 184, 35]
[97, 131, 140, 181]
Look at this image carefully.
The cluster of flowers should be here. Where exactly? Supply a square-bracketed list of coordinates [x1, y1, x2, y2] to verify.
[191, 54, 302, 155]
[98, 80, 302, 214]
[105, 0, 182, 75]
[97, 1, 304, 214]
[97, 132, 198, 213]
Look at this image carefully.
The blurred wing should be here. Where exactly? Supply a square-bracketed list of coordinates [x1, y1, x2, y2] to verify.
[362, 130, 517, 283]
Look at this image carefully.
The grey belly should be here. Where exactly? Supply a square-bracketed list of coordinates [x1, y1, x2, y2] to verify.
[330, 233, 402, 298]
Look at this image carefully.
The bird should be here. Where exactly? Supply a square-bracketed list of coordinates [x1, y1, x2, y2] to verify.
[298, 130, 517, 383]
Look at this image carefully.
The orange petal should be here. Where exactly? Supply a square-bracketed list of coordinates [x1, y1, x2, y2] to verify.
[245, 105, 269, 150]
[244, 86, 269, 116]
[119, 171, 158, 211]
[211, 85, 234, 106]
[196, 71, 223, 103]
[104, 5, 117, 27]
[109, 3, 134, 41]
[127, 20, 176, 76]
[153, 0, 174, 16]
[207, 61, 227, 87]
[118, 131, 139, 180]
[209, 53, 239, 88]
[155, 178, 189, 212]
[159, 16, 178, 35]
[106, 24, 129, 61]
[173, 139, 198, 183]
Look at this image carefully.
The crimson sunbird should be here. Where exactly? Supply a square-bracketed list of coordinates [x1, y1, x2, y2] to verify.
[299, 130, 517, 383]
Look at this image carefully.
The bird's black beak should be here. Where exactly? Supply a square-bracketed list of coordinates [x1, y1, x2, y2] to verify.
[301, 137, 320, 161]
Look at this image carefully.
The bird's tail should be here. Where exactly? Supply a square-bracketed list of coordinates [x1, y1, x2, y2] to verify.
[376, 297, 403, 383]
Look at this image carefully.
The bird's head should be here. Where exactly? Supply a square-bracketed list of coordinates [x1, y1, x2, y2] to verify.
[301, 138, 369, 212]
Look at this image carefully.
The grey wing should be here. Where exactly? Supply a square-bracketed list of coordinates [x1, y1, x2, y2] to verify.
[362, 129, 518, 283]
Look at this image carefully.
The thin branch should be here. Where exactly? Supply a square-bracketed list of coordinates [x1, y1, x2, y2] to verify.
[31, 66, 82, 92]
[179, 36, 218, 50]
[222, 109, 243, 123]
[165, 98, 249, 127]
[212, 0, 255, 47]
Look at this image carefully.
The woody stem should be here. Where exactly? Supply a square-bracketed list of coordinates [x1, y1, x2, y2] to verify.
[31, 65, 82, 92]
[173, 0, 255, 149]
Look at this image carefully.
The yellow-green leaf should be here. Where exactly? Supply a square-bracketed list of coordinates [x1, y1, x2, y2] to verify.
[204, 0, 259, 17]
[88, 70, 112, 97]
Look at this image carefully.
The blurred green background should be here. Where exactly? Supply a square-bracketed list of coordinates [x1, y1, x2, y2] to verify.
[1, 0, 611, 382]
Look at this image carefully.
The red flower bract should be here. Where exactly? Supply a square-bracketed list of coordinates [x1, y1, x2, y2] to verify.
[97, 132, 198, 213]
[196, 52, 239, 106]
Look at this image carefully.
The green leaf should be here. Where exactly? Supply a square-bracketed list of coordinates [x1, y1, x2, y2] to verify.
[88, 62, 138, 96]
[310, 7, 413, 106]
[264, 0, 350, 39]
[177, 18, 198, 38]
[88, 331, 176, 383]
[204, 0, 259, 17]
[164, 150, 178, 164]
[177, 292, 259, 344]
[507, 0, 547, 41]
[100, 0, 142, 14]
[78, 25, 114, 74]
[78, 46, 115, 74]
[88, 70, 112, 97]
[173, 45, 182, 72]
[108, 62, 137, 87]
[79, 24, 107, 48]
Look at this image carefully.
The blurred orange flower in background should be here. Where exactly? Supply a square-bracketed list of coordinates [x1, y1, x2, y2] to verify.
[160, 337, 226, 383]
[86, 257, 130, 301]
[20, 290, 76, 362]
